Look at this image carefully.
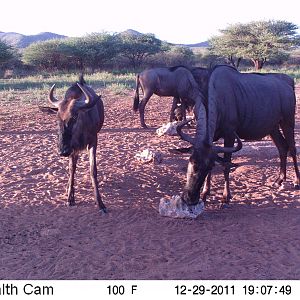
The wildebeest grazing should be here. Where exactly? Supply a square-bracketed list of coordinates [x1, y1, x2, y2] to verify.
[45, 75, 106, 213]
[178, 65, 300, 207]
[133, 66, 204, 128]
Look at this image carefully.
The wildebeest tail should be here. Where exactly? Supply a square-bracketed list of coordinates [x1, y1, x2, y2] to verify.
[133, 74, 140, 112]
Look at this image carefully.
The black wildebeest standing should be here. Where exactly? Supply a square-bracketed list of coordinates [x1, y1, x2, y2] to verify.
[133, 66, 204, 128]
[45, 76, 106, 213]
[177, 65, 300, 207]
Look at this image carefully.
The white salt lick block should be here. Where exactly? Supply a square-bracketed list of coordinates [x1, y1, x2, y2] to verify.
[159, 195, 204, 219]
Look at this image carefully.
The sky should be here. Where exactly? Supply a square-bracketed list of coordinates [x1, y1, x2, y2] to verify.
[1, 0, 299, 44]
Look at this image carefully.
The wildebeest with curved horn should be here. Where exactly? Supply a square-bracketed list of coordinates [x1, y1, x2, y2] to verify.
[178, 65, 300, 207]
[44, 75, 106, 213]
[133, 66, 204, 128]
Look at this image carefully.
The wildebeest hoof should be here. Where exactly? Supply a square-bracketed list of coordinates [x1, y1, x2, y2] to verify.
[229, 163, 239, 171]
[67, 201, 76, 207]
[273, 181, 282, 189]
[219, 203, 231, 209]
[201, 193, 210, 203]
[99, 207, 108, 214]
[273, 177, 284, 188]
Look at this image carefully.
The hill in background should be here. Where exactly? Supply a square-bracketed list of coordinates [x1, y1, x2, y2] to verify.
[119, 29, 143, 37]
[120, 29, 209, 47]
[0, 31, 67, 48]
[0, 29, 208, 49]
[185, 41, 209, 47]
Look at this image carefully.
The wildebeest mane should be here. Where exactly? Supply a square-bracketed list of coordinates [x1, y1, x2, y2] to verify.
[211, 64, 237, 73]
[168, 65, 190, 72]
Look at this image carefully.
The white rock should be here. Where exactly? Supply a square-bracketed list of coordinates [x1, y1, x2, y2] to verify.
[156, 122, 178, 137]
[159, 195, 204, 219]
[156, 116, 194, 137]
[135, 149, 162, 164]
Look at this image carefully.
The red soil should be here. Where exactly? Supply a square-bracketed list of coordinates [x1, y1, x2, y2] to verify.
[0, 86, 299, 279]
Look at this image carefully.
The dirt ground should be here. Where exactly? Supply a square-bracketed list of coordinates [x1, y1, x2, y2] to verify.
[0, 85, 299, 280]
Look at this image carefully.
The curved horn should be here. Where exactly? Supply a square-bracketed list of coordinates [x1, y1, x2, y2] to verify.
[212, 133, 242, 154]
[194, 102, 207, 148]
[76, 83, 97, 109]
[48, 84, 62, 107]
[176, 119, 195, 145]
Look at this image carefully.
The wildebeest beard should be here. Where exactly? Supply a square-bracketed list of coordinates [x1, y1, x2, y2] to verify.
[58, 114, 81, 157]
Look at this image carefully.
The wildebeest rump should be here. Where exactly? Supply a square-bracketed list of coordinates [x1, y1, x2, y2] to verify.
[168, 67, 210, 123]
[178, 65, 300, 207]
[45, 75, 106, 213]
[190, 67, 210, 103]
[133, 66, 204, 128]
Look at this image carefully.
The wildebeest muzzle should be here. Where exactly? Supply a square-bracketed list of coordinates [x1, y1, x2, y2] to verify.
[58, 124, 73, 157]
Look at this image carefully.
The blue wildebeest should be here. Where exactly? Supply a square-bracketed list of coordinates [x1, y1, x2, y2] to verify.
[177, 65, 300, 207]
[133, 66, 205, 128]
[45, 76, 106, 213]
[171, 67, 210, 122]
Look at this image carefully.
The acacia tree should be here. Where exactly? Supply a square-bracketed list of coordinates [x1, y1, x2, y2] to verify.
[83, 33, 120, 70]
[23, 39, 69, 70]
[0, 40, 15, 64]
[119, 33, 163, 68]
[168, 46, 195, 65]
[209, 20, 299, 70]
[66, 33, 120, 70]
[23, 33, 121, 71]
[209, 23, 247, 68]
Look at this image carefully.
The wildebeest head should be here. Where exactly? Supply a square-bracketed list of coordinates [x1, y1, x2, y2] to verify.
[177, 105, 242, 206]
[48, 76, 99, 157]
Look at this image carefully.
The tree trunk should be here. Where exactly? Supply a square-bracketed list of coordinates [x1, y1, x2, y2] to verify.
[227, 56, 242, 69]
[252, 59, 264, 70]
[228, 55, 235, 67]
[236, 57, 242, 69]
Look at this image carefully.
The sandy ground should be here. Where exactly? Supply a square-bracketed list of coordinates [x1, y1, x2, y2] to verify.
[0, 84, 299, 280]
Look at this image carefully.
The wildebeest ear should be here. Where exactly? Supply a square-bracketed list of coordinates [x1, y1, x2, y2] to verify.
[79, 74, 86, 85]
[38, 106, 58, 114]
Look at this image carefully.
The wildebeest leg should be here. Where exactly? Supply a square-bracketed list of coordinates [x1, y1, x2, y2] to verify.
[181, 101, 187, 121]
[270, 128, 288, 187]
[221, 153, 233, 208]
[139, 91, 153, 128]
[280, 124, 300, 188]
[88, 145, 107, 213]
[170, 97, 180, 122]
[291, 155, 300, 188]
[202, 172, 211, 202]
[67, 153, 78, 206]
[221, 136, 235, 208]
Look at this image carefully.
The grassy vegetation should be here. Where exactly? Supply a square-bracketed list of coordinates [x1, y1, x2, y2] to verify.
[247, 67, 300, 82]
[0, 67, 299, 106]
[0, 72, 136, 91]
[0, 72, 136, 105]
